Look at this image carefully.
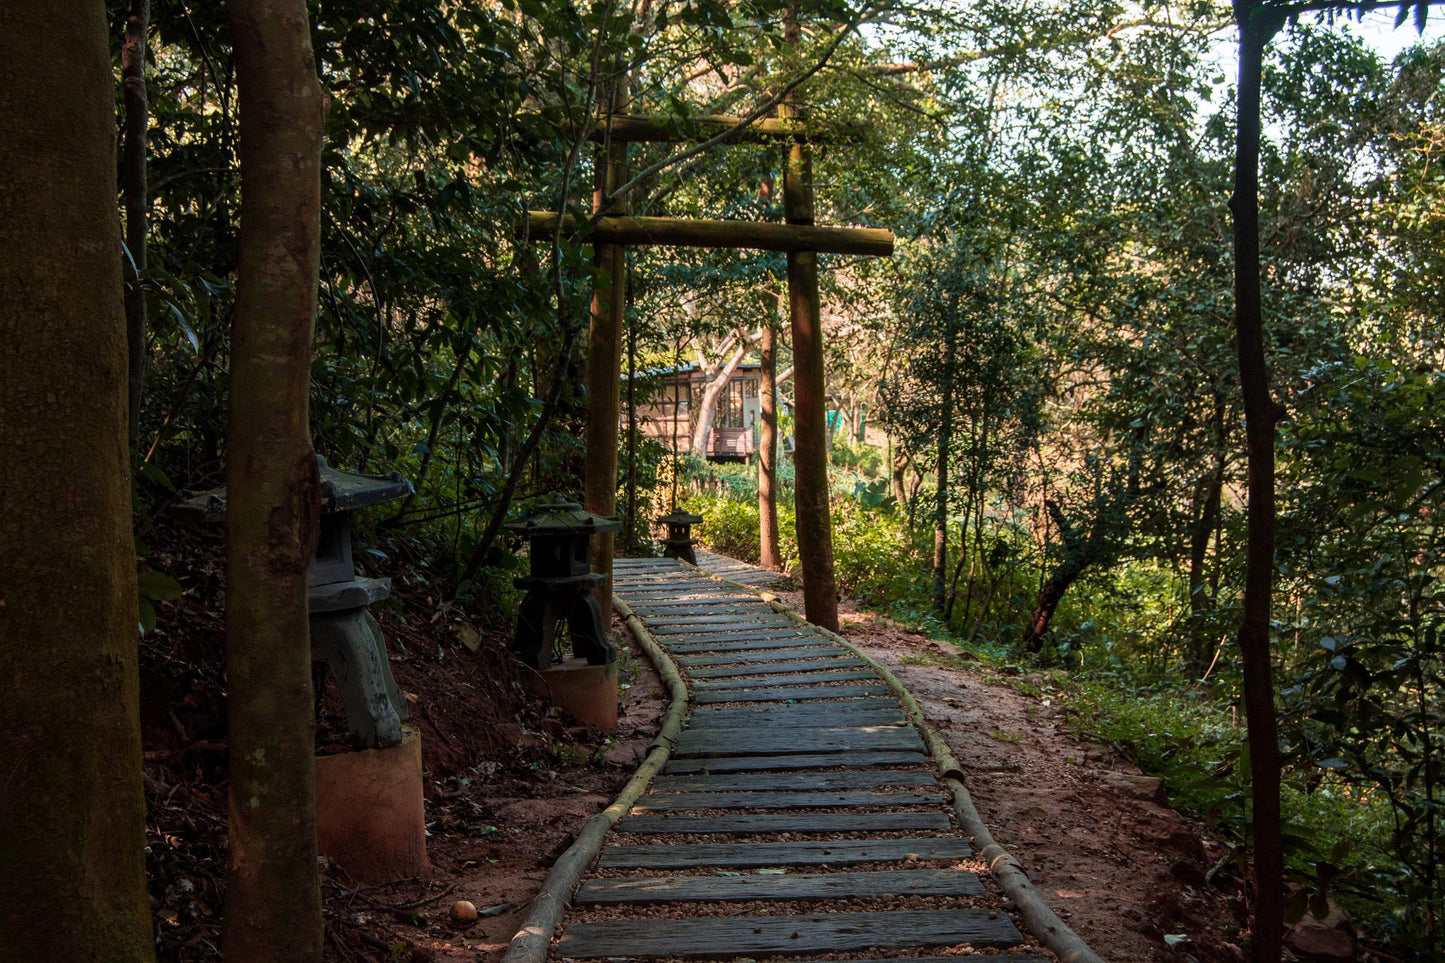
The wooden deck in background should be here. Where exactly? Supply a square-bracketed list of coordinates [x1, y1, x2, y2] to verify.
[546, 555, 1050, 962]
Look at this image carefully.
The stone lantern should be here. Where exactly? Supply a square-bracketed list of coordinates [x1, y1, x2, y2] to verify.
[504, 501, 621, 670]
[658, 508, 703, 566]
[308, 457, 413, 749]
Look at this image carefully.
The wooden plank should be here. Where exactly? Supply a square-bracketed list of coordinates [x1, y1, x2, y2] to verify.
[623, 593, 744, 602]
[693, 683, 891, 704]
[618, 811, 951, 834]
[598, 836, 972, 869]
[630, 592, 757, 607]
[633, 788, 946, 811]
[674, 725, 924, 758]
[663, 749, 930, 774]
[651, 623, 797, 636]
[650, 769, 937, 793]
[686, 702, 904, 728]
[666, 635, 824, 654]
[676, 646, 848, 666]
[686, 659, 867, 679]
[647, 614, 794, 628]
[664, 630, 816, 648]
[523, 213, 896, 257]
[647, 614, 793, 628]
[557, 909, 1019, 958]
[691, 670, 879, 690]
[574, 867, 983, 904]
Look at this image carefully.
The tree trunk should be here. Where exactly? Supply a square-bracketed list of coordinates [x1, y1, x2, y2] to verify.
[758, 291, 783, 571]
[959, 413, 990, 625]
[0, 5, 154, 957]
[1022, 500, 1105, 652]
[222, 1, 326, 958]
[932, 324, 956, 615]
[1230, 5, 1285, 959]
[585, 93, 627, 616]
[1187, 399, 1226, 675]
[623, 299, 639, 552]
[1021, 558, 1088, 648]
[781, 97, 839, 632]
[122, 0, 150, 450]
[689, 337, 749, 456]
[891, 446, 910, 504]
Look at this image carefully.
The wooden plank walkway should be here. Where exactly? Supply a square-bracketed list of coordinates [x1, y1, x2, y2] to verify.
[545, 554, 1049, 962]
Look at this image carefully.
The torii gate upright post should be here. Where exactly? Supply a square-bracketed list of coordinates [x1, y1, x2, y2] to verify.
[780, 100, 839, 632]
[525, 113, 892, 632]
[583, 92, 628, 618]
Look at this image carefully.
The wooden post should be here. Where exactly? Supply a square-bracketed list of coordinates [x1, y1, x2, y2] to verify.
[781, 99, 839, 632]
[758, 286, 782, 572]
[584, 106, 628, 616]
[522, 213, 893, 256]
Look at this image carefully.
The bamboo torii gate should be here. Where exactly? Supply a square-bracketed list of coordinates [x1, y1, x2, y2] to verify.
[522, 111, 894, 633]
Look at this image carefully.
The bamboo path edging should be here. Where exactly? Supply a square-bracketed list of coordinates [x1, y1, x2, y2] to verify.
[740, 585, 1107, 963]
[501, 596, 689, 963]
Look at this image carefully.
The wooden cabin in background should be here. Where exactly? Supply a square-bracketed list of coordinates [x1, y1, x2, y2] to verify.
[632, 363, 785, 462]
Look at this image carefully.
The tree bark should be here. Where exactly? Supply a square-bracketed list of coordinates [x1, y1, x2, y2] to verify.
[1230, 4, 1286, 959]
[932, 323, 957, 615]
[585, 91, 627, 616]
[0, 4, 154, 957]
[781, 98, 839, 632]
[758, 291, 783, 571]
[222, 1, 326, 958]
[122, 0, 150, 450]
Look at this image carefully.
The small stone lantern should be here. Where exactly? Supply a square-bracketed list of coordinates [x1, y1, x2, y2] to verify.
[658, 509, 703, 566]
[505, 502, 621, 670]
[309, 457, 414, 749]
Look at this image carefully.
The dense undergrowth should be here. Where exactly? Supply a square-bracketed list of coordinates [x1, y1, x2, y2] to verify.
[677, 449, 1442, 957]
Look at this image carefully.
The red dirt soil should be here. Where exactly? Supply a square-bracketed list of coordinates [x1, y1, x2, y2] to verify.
[139, 526, 1244, 962]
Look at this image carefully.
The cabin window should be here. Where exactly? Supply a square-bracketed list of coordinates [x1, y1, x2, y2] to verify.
[715, 379, 746, 428]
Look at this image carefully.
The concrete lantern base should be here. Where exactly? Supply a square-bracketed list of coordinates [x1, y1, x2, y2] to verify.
[315, 726, 429, 883]
[522, 658, 619, 730]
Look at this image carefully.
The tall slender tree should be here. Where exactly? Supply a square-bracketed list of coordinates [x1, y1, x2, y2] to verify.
[1229, 4, 1437, 958]
[121, 0, 151, 449]
[222, 0, 327, 957]
[0, 2, 154, 957]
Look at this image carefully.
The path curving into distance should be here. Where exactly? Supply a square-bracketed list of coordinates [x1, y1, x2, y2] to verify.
[548, 555, 1053, 962]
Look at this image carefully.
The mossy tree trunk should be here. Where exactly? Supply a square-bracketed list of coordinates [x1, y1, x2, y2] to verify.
[0, 3, 154, 958]
[222, 0, 326, 958]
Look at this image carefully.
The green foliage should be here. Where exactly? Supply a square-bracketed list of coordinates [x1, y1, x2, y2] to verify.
[110, 2, 1445, 950]
[831, 437, 884, 477]
[686, 490, 797, 568]
[1274, 356, 1445, 949]
[1068, 679, 1247, 826]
